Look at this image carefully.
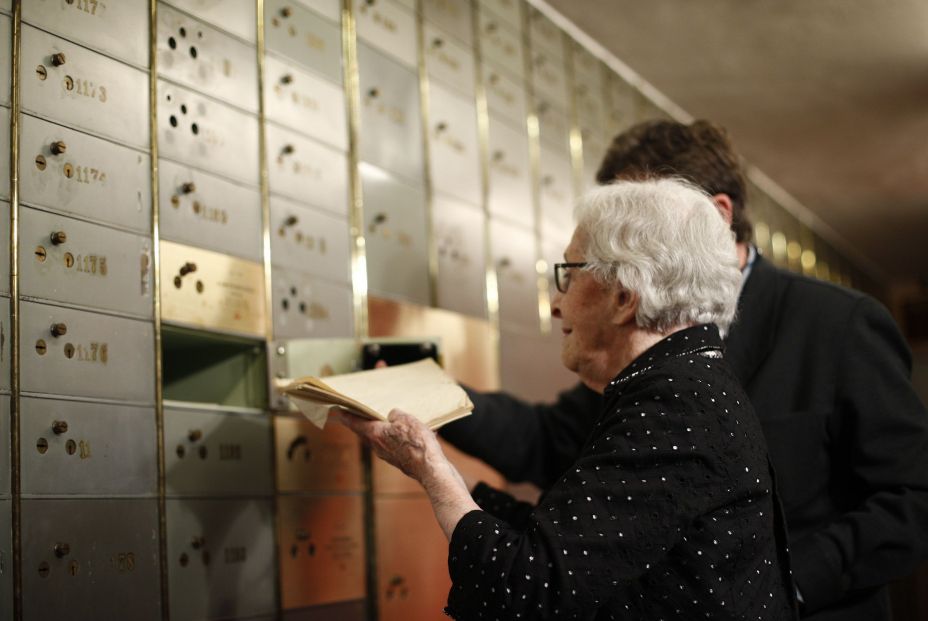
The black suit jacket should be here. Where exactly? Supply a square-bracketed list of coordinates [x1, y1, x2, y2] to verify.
[441, 254, 928, 621]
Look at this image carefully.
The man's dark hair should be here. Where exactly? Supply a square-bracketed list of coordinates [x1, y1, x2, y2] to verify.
[596, 120, 752, 243]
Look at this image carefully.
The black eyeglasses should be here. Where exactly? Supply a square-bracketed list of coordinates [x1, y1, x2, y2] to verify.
[553, 262, 588, 293]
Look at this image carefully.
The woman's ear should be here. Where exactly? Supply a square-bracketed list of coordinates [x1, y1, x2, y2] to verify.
[613, 289, 638, 326]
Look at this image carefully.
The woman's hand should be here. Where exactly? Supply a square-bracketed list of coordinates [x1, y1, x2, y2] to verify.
[338, 408, 445, 483]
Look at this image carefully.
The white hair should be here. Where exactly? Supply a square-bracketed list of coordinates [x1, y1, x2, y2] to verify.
[574, 178, 741, 333]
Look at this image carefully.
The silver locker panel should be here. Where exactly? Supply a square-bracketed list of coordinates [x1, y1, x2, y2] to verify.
[541, 233, 569, 300]
[20, 114, 151, 233]
[166, 0, 257, 43]
[487, 116, 532, 225]
[0, 298, 9, 389]
[353, 0, 417, 69]
[572, 43, 603, 93]
[0, 398, 8, 496]
[21, 499, 161, 621]
[0, 499, 9, 621]
[0, 202, 8, 293]
[157, 4, 259, 113]
[21, 25, 149, 150]
[278, 495, 366, 609]
[270, 195, 351, 282]
[21, 397, 157, 496]
[265, 0, 343, 84]
[23, 0, 149, 67]
[21, 300, 156, 403]
[358, 44, 423, 184]
[478, 0, 522, 33]
[433, 194, 486, 318]
[292, 0, 341, 22]
[157, 79, 259, 187]
[581, 133, 604, 191]
[527, 6, 563, 63]
[577, 86, 606, 139]
[0, 0, 8, 13]
[361, 164, 430, 305]
[266, 122, 349, 210]
[0, 109, 8, 200]
[478, 9, 524, 81]
[264, 54, 347, 151]
[536, 99, 570, 151]
[164, 405, 273, 497]
[422, 0, 473, 47]
[531, 47, 569, 112]
[538, 146, 573, 240]
[423, 22, 475, 99]
[20, 207, 153, 317]
[490, 218, 538, 332]
[274, 415, 363, 493]
[159, 158, 263, 262]
[272, 267, 354, 339]
[484, 66, 527, 129]
[427, 83, 481, 206]
[0, 16, 10, 106]
[166, 498, 276, 621]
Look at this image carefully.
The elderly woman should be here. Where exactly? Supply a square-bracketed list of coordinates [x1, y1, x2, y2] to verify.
[341, 179, 797, 620]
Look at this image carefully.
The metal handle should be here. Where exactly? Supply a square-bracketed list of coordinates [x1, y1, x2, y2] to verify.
[50, 323, 68, 338]
[54, 542, 70, 558]
[180, 182, 196, 194]
[50, 140, 67, 155]
[188, 429, 203, 442]
[52, 420, 69, 435]
[51, 52, 66, 67]
[50, 231, 67, 245]
[179, 262, 197, 277]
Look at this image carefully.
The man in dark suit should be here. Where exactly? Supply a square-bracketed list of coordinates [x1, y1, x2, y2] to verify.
[440, 120, 928, 621]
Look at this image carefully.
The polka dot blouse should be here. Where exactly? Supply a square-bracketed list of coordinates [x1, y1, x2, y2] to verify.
[445, 325, 797, 620]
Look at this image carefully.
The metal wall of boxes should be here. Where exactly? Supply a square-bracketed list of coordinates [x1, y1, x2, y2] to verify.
[0, 0, 872, 620]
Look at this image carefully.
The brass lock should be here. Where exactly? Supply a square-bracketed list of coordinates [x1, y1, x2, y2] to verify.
[51, 52, 66, 67]
[50, 323, 68, 338]
[54, 542, 70, 558]
[52, 420, 69, 435]
[50, 140, 67, 155]
[50, 231, 67, 246]
[180, 182, 196, 194]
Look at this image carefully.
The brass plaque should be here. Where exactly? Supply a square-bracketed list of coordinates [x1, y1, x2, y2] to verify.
[160, 240, 266, 338]
[375, 496, 451, 621]
[278, 495, 366, 609]
[275, 416, 363, 493]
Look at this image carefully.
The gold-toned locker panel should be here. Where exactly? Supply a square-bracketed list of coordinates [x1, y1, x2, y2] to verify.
[20, 114, 151, 233]
[423, 22, 476, 99]
[19, 207, 153, 317]
[422, 0, 473, 47]
[538, 146, 574, 240]
[0, 397, 9, 496]
[157, 79, 260, 187]
[427, 83, 481, 206]
[158, 158, 264, 262]
[353, 0, 417, 69]
[0, 109, 9, 200]
[164, 405, 273, 497]
[264, 54, 347, 151]
[358, 43, 424, 184]
[160, 240, 267, 338]
[361, 164, 431, 305]
[20, 300, 155, 402]
[283, 600, 366, 621]
[21, 499, 161, 621]
[375, 495, 451, 621]
[490, 219, 538, 332]
[277, 495, 366, 609]
[168, 0, 258, 44]
[265, 0, 343, 84]
[433, 195, 486, 319]
[166, 498, 276, 621]
[23, 0, 149, 67]
[478, 0, 522, 32]
[487, 116, 532, 225]
[272, 267, 355, 339]
[0, 499, 10, 621]
[270, 195, 351, 281]
[478, 7, 524, 81]
[499, 327, 575, 402]
[484, 67, 527, 130]
[21, 24, 150, 150]
[156, 3, 258, 113]
[275, 416, 363, 493]
[266, 123, 349, 212]
[21, 397, 157, 496]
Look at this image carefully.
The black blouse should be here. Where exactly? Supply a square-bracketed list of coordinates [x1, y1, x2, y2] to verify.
[445, 325, 797, 620]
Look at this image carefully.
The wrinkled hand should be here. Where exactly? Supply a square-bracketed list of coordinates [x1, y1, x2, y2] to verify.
[338, 408, 446, 483]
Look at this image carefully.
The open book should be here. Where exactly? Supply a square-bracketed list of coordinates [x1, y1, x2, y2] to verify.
[280, 358, 473, 430]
